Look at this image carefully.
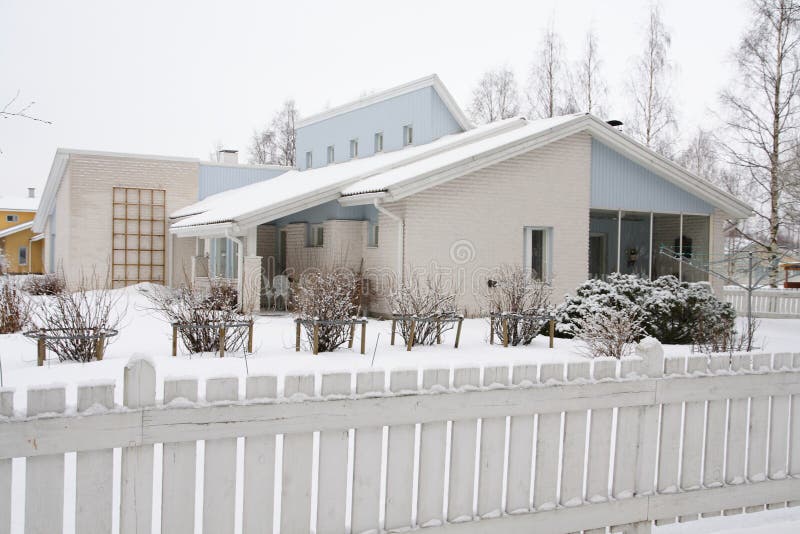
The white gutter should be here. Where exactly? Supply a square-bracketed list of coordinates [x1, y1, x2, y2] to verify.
[226, 231, 245, 311]
[374, 198, 404, 286]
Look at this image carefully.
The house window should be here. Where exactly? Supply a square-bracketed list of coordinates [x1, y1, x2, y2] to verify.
[374, 132, 384, 152]
[368, 224, 379, 247]
[403, 125, 413, 146]
[327, 145, 335, 164]
[350, 139, 359, 159]
[210, 237, 238, 279]
[305, 151, 313, 169]
[524, 227, 551, 281]
[18, 246, 27, 266]
[309, 224, 324, 247]
[6, 215, 18, 223]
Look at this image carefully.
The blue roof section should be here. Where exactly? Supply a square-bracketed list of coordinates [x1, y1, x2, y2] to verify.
[198, 163, 290, 199]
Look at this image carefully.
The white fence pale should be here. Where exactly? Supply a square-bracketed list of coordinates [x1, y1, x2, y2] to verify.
[1, 345, 800, 534]
[724, 286, 800, 318]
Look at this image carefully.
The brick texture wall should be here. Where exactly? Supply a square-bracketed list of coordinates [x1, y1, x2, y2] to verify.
[57, 154, 198, 286]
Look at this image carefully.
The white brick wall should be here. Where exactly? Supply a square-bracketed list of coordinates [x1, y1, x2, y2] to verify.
[54, 154, 198, 287]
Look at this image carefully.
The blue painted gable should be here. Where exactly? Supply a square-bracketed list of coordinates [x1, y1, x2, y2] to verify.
[590, 139, 713, 214]
[296, 86, 464, 170]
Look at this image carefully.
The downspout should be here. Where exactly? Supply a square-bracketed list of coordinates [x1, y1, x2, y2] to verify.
[226, 231, 245, 311]
[374, 198, 404, 285]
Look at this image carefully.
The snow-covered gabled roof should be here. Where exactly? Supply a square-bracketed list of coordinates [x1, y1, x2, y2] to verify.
[0, 221, 34, 238]
[296, 74, 473, 131]
[0, 196, 39, 212]
[170, 113, 753, 237]
[170, 118, 525, 235]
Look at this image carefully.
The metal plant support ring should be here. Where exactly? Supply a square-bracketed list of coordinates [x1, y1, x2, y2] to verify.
[390, 313, 465, 351]
[171, 319, 254, 358]
[488, 312, 555, 348]
[294, 318, 368, 355]
[24, 328, 120, 366]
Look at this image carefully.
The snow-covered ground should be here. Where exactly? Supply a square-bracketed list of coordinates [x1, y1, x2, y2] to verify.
[654, 507, 800, 533]
[0, 284, 798, 408]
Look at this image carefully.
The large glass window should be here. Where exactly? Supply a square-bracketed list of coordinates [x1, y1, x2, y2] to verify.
[681, 215, 710, 283]
[619, 212, 651, 277]
[525, 227, 551, 280]
[210, 238, 239, 279]
[589, 210, 618, 279]
[651, 214, 682, 280]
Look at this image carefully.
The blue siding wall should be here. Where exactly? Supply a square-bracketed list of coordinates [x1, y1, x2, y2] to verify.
[295, 86, 463, 170]
[198, 164, 289, 199]
[270, 200, 378, 227]
[591, 139, 713, 214]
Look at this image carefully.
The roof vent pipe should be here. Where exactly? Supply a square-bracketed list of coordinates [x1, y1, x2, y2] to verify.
[217, 149, 239, 165]
[28, 187, 35, 198]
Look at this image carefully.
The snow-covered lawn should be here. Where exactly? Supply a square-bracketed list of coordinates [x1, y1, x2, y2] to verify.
[0, 284, 798, 408]
[654, 506, 800, 533]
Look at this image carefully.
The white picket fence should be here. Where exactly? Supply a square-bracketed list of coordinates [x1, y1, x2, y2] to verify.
[1, 344, 800, 534]
[724, 286, 800, 318]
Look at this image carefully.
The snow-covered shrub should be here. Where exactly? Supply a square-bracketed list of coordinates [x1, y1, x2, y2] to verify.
[30, 276, 124, 362]
[574, 306, 644, 359]
[23, 274, 66, 296]
[0, 280, 30, 334]
[143, 278, 250, 354]
[555, 274, 735, 345]
[294, 268, 361, 352]
[485, 265, 552, 346]
[390, 275, 457, 345]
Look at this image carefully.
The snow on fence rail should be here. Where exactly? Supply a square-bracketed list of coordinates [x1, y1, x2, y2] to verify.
[724, 286, 800, 318]
[1, 344, 800, 534]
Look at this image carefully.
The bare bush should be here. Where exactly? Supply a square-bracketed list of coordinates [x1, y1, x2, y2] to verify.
[0, 280, 30, 333]
[293, 268, 361, 352]
[485, 265, 552, 346]
[390, 276, 457, 345]
[23, 274, 66, 296]
[692, 314, 759, 354]
[143, 277, 250, 354]
[29, 275, 124, 362]
[574, 307, 645, 359]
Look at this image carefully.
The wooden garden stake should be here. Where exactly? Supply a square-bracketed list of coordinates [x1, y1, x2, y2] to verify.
[360, 321, 366, 355]
[96, 335, 105, 361]
[489, 316, 495, 345]
[219, 326, 226, 358]
[549, 319, 555, 349]
[502, 318, 509, 347]
[390, 319, 397, 345]
[247, 320, 254, 353]
[455, 317, 463, 349]
[312, 322, 319, 355]
[406, 320, 416, 352]
[172, 324, 178, 357]
[348, 322, 355, 349]
[436, 320, 442, 344]
[295, 320, 301, 352]
[37, 337, 45, 367]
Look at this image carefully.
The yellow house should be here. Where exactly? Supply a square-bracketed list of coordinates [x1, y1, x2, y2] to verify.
[0, 189, 43, 274]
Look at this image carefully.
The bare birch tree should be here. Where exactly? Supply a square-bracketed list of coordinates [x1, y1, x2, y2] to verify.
[720, 0, 800, 285]
[573, 28, 608, 116]
[248, 99, 298, 166]
[528, 24, 575, 118]
[628, 3, 676, 155]
[467, 67, 521, 124]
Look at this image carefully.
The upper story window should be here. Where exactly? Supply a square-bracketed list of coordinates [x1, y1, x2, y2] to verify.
[327, 145, 335, 165]
[368, 224, 379, 248]
[6, 214, 18, 223]
[374, 132, 384, 153]
[349, 139, 359, 159]
[305, 151, 313, 169]
[403, 125, 413, 146]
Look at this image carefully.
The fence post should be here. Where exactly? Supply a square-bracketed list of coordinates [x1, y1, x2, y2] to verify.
[219, 326, 226, 358]
[0, 390, 13, 534]
[633, 337, 664, 533]
[172, 324, 178, 357]
[37, 337, 45, 366]
[120, 358, 156, 534]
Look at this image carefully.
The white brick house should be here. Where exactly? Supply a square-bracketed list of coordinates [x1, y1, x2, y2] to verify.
[170, 76, 752, 316]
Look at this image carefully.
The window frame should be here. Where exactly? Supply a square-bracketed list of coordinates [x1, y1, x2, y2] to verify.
[523, 226, 552, 281]
[6, 214, 18, 223]
[367, 223, 379, 248]
[305, 151, 313, 169]
[349, 138, 359, 159]
[309, 224, 324, 247]
[18, 245, 27, 266]
[403, 125, 413, 146]
[374, 132, 384, 153]
[326, 145, 335, 165]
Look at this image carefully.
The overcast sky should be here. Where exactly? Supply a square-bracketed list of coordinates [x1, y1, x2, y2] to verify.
[0, 0, 750, 197]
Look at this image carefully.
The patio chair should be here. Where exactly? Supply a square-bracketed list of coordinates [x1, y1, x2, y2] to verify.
[273, 275, 290, 311]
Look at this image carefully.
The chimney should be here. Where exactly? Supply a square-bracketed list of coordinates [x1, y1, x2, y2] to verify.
[217, 149, 239, 165]
[27, 187, 35, 199]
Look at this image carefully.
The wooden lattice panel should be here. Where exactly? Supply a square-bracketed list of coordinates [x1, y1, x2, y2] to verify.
[112, 187, 166, 288]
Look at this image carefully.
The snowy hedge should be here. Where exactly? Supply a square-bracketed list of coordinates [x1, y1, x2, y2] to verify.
[554, 274, 735, 345]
